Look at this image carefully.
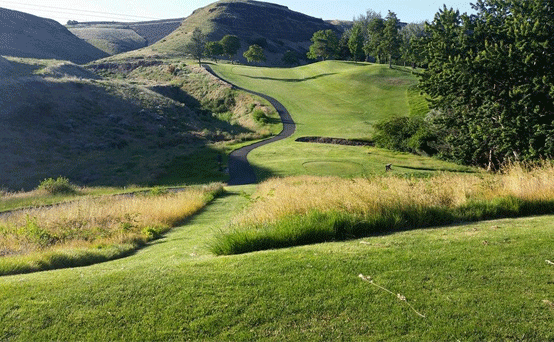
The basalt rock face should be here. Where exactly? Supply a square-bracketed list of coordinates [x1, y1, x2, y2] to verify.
[207, 1, 335, 42]
[0, 7, 108, 63]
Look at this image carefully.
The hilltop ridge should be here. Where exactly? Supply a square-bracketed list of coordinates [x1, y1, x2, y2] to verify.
[0, 7, 108, 63]
[142, 0, 340, 64]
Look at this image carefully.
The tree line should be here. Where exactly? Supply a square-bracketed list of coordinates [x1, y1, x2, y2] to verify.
[372, 0, 554, 170]
[306, 10, 426, 68]
[184, 28, 272, 65]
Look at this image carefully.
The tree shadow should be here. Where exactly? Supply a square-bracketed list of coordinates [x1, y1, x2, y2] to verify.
[243, 72, 337, 83]
[148, 84, 202, 110]
[395, 165, 475, 173]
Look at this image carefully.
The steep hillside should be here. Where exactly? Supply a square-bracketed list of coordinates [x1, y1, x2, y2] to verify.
[0, 57, 278, 190]
[67, 19, 183, 55]
[68, 25, 147, 55]
[129, 19, 184, 45]
[0, 8, 108, 63]
[0, 56, 13, 76]
[145, 0, 339, 64]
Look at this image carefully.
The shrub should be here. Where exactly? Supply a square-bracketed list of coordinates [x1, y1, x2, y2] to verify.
[252, 109, 270, 124]
[37, 177, 77, 195]
[373, 116, 437, 155]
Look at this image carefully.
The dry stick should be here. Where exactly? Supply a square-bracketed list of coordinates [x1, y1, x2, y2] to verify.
[546, 260, 554, 265]
[359, 274, 426, 318]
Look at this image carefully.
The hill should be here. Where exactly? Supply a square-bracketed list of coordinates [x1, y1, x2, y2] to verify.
[0, 56, 13, 76]
[0, 57, 278, 190]
[0, 8, 108, 63]
[67, 19, 183, 55]
[142, 0, 340, 64]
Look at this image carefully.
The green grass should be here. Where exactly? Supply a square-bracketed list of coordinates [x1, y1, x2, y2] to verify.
[211, 61, 470, 180]
[1, 187, 553, 340]
[211, 195, 554, 255]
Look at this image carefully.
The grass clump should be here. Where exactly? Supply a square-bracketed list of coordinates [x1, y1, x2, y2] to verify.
[37, 177, 77, 195]
[211, 163, 554, 255]
[0, 183, 224, 275]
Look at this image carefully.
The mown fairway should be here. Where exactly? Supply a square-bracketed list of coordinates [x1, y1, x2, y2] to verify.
[1, 186, 553, 340]
[211, 61, 469, 180]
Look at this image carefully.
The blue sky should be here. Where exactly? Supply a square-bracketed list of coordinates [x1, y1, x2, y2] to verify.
[0, 0, 475, 24]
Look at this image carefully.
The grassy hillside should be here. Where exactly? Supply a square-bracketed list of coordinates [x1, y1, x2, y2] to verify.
[0, 8, 107, 63]
[132, 0, 339, 64]
[0, 57, 279, 190]
[211, 61, 470, 180]
[67, 19, 183, 55]
[68, 26, 147, 55]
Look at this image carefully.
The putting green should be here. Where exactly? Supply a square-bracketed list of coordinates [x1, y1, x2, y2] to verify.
[302, 160, 363, 176]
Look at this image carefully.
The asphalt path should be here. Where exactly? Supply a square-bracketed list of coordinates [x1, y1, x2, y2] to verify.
[203, 65, 296, 185]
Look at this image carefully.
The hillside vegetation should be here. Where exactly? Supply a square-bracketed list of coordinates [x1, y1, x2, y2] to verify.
[0, 57, 279, 190]
[0, 8, 107, 63]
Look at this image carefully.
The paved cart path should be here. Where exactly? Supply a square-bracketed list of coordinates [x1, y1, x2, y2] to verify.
[203, 65, 296, 185]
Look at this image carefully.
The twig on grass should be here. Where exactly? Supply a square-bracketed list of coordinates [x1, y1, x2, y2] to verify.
[359, 274, 426, 318]
[546, 260, 554, 265]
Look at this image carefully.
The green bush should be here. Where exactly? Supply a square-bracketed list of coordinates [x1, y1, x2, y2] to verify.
[37, 177, 77, 195]
[373, 116, 437, 155]
[252, 109, 270, 124]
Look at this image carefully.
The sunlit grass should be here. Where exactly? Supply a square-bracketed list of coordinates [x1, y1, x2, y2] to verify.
[210, 61, 469, 181]
[0, 183, 224, 275]
[212, 163, 554, 254]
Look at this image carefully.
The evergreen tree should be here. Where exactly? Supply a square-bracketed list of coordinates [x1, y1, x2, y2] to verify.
[185, 28, 206, 65]
[364, 18, 386, 63]
[348, 23, 365, 62]
[307, 30, 339, 61]
[383, 11, 402, 68]
[419, 0, 554, 169]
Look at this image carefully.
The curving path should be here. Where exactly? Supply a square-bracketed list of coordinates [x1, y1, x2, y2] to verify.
[203, 65, 296, 185]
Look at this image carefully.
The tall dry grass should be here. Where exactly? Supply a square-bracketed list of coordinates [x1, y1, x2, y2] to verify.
[213, 163, 554, 254]
[0, 184, 223, 257]
[233, 163, 554, 227]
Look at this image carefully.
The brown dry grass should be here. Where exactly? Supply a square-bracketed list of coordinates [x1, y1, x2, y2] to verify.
[232, 163, 554, 228]
[0, 184, 223, 256]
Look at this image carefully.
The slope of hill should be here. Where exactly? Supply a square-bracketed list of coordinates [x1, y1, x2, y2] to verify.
[142, 0, 339, 64]
[0, 56, 13, 76]
[0, 8, 108, 63]
[0, 57, 277, 190]
[68, 25, 147, 55]
[67, 19, 183, 55]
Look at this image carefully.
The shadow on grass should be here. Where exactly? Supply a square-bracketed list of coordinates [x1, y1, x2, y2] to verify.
[243, 73, 337, 83]
[395, 165, 475, 173]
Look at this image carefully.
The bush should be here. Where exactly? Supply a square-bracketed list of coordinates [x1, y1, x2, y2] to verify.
[252, 109, 270, 124]
[373, 116, 437, 155]
[37, 177, 77, 195]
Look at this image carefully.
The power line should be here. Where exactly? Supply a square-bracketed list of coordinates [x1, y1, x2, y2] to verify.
[0, 1, 164, 21]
